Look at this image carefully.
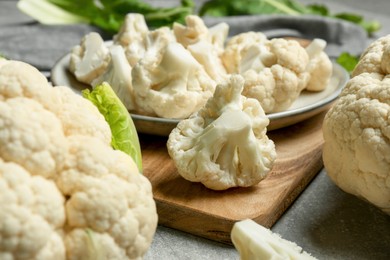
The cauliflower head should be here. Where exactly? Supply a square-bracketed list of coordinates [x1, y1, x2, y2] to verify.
[323, 35, 390, 214]
[0, 60, 158, 259]
[167, 75, 276, 190]
[132, 27, 216, 119]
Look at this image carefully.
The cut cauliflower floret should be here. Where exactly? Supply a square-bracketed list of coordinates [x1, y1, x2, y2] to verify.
[222, 31, 268, 74]
[304, 39, 333, 91]
[132, 27, 216, 119]
[69, 32, 110, 85]
[91, 45, 136, 112]
[0, 60, 158, 259]
[174, 15, 229, 83]
[0, 159, 66, 260]
[224, 34, 332, 113]
[167, 75, 276, 190]
[323, 35, 390, 215]
[113, 13, 149, 67]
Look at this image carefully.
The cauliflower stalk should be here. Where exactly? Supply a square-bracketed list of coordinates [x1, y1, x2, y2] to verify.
[231, 219, 316, 260]
[167, 75, 276, 190]
[322, 35, 390, 214]
[0, 60, 158, 259]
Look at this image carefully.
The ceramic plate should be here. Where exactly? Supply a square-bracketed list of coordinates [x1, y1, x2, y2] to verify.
[51, 54, 349, 136]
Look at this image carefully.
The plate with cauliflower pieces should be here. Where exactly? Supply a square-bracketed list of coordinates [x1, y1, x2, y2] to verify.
[51, 13, 349, 136]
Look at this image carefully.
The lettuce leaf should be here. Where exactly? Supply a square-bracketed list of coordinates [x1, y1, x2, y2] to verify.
[82, 82, 143, 172]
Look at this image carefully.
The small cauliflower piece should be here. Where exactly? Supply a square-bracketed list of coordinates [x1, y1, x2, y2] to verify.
[323, 35, 390, 215]
[167, 75, 276, 190]
[187, 40, 228, 83]
[222, 31, 268, 74]
[173, 15, 210, 48]
[113, 13, 149, 67]
[225, 36, 310, 113]
[173, 15, 228, 83]
[92, 45, 136, 111]
[69, 32, 110, 85]
[132, 28, 216, 119]
[304, 38, 333, 91]
[231, 219, 317, 260]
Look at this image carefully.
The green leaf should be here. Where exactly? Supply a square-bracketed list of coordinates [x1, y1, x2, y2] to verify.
[199, 0, 380, 35]
[336, 52, 359, 74]
[82, 82, 143, 172]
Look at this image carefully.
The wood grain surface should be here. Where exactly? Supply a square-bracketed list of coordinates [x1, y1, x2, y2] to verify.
[141, 111, 326, 244]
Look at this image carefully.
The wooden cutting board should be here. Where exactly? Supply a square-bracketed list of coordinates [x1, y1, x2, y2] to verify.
[141, 111, 326, 244]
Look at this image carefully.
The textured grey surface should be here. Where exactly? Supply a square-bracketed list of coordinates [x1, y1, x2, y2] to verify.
[1, 0, 389, 259]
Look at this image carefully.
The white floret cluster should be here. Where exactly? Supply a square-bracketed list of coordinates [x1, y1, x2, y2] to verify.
[69, 14, 332, 119]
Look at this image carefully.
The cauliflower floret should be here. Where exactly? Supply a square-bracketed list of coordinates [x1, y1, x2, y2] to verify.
[174, 15, 229, 84]
[92, 45, 136, 111]
[187, 40, 228, 83]
[113, 13, 149, 67]
[222, 31, 268, 74]
[57, 135, 157, 259]
[352, 34, 390, 77]
[167, 75, 276, 190]
[242, 39, 309, 113]
[240, 38, 310, 113]
[304, 39, 333, 91]
[224, 35, 333, 113]
[0, 98, 68, 179]
[69, 32, 110, 85]
[0, 159, 66, 260]
[173, 15, 210, 48]
[132, 28, 216, 119]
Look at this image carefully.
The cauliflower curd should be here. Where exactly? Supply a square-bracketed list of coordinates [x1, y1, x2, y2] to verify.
[0, 60, 158, 259]
[323, 35, 390, 214]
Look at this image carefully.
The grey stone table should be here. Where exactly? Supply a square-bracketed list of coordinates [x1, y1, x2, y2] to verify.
[0, 0, 389, 259]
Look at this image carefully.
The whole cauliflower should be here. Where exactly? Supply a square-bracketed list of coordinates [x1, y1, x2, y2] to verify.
[167, 75, 276, 190]
[0, 60, 158, 259]
[322, 35, 390, 214]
